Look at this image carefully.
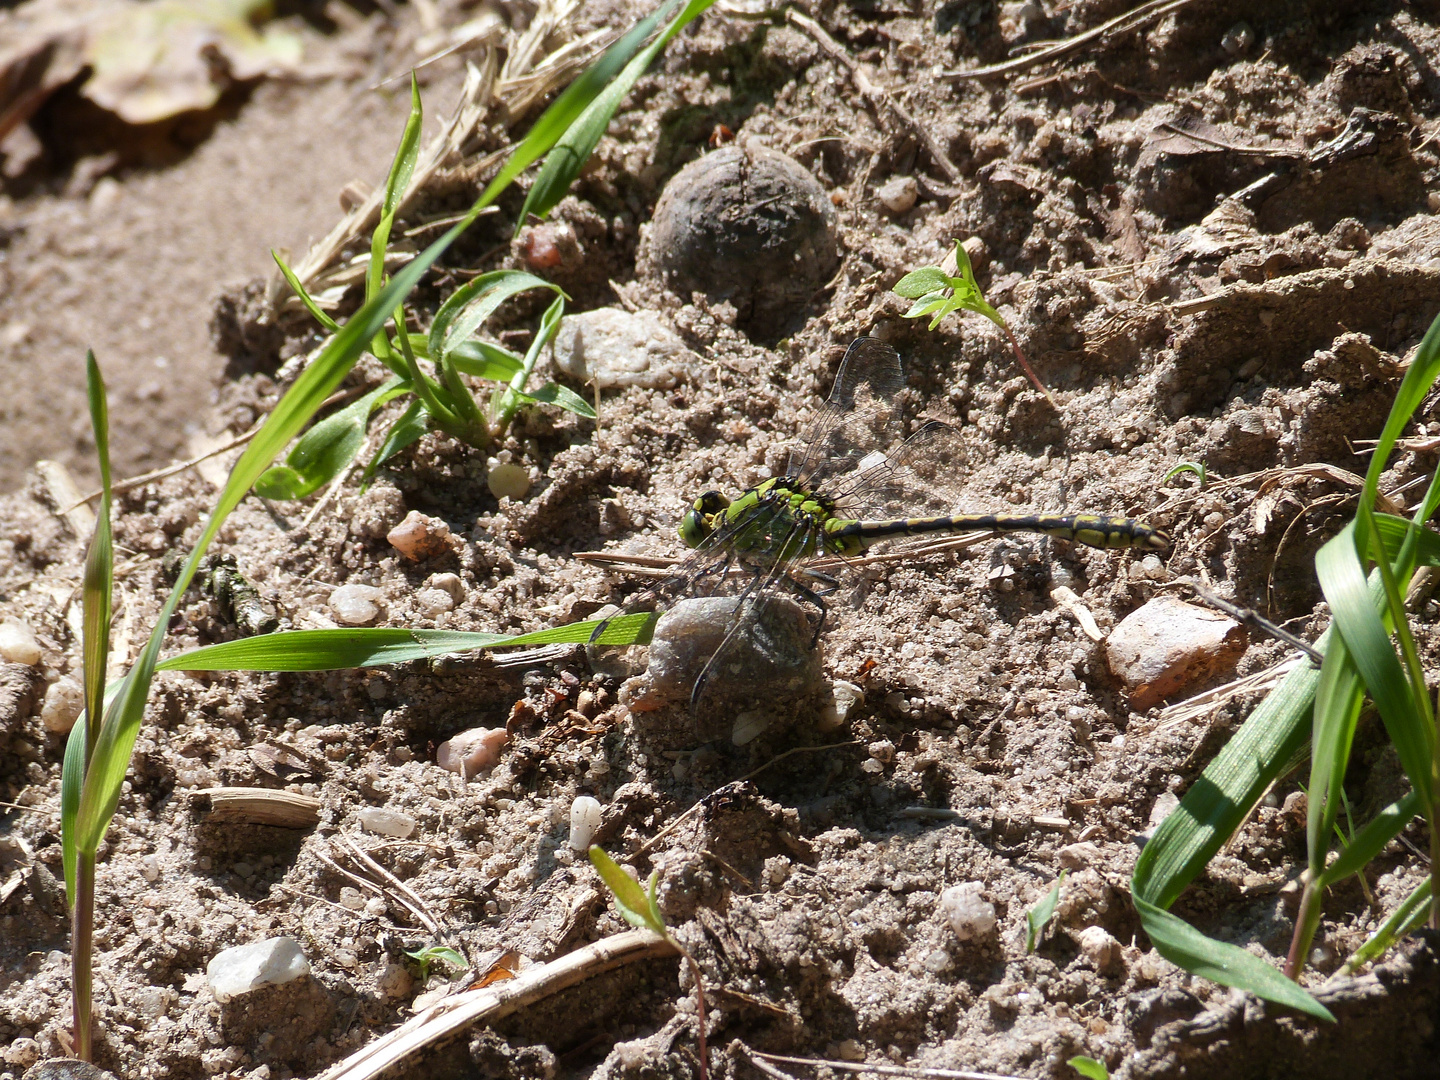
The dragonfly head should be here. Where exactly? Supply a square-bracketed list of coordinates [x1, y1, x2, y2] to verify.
[679, 490, 730, 548]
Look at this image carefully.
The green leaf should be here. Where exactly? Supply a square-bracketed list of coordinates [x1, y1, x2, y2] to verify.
[429, 270, 561, 360]
[1025, 871, 1066, 953]
[517, 382, 598, 419]
[157, 612, 659, 672]
[518, 0, 701, 228]
[254, 379, 405, 500]
[892, 267, 951, 298]
[368, 75, 424, 306]
[273, 250, 341, 333]
[1133, 896, 1333, 1021]
[1322, 789, 1422, 886]
[589, 845, 666, 935]
[1067, 1057, 1109, 1080]
[446, 340, 524, 382]
[362, 399, 431, 483]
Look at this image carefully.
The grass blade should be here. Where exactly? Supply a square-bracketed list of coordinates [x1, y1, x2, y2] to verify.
[1133, 897, 1332, 1020]
[520, 0, 715, 227]
[254, 378, 405, 499]
[272, 250, 341, 333]
[429, 270, 560, 359]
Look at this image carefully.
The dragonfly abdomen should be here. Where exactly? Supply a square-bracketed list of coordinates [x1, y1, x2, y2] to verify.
[838, 513, 1171, 552]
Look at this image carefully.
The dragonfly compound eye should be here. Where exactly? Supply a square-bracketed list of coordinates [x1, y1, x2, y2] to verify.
[678, 491, 729, 548]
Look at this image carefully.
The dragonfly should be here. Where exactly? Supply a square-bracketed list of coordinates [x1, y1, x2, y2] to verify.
[595, 336, 1169, 739]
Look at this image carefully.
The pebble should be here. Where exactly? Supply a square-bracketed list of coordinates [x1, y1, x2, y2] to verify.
[940, 882, 997, 942]
[551, 307, 698, 389]
[377, 960, 414, 999]
[644, 144, 839, 337]
[338, 887, 366, 911]
[40, 676, 84, 734]
[1057, 841, 1101, 870]
[1077, 925, 1124, 974]
[436, 726, 508, 779]
[386, 510, 453, 561]
[357, 807, 417, 838]
[569, 795, 603, 852]
[415, 588, 454, 616]
[205, 937, 310, 1003]
[328, 584, 385, 626]
[0, 619, 41, 666]
[1104, 594, 1246, 709]
[487, 461, 532, 501]
[877, 175, 918, 214]
[427, 573, 465, 603]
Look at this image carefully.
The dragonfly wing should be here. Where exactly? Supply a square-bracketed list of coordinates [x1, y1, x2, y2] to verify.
[826, 418, 971, 520]
[787, 338, 908, 491]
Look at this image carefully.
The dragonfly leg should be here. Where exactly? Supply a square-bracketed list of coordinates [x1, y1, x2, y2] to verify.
[786, 576, 830, 649]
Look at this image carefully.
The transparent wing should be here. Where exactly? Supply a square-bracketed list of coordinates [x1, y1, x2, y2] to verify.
[786, 338, 908, 491]
[824, 419, 971, 521]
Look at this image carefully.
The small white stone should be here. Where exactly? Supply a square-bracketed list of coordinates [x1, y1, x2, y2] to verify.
[357, 807, 417, 839]
[569, 795, 603, 852]
[940, 882, 997, 942]
[1077, 925, 1124, 974]
[415, 588, 454, 616]
[364, 896, 388, 917]
[206, 937, 310, 1003]
[1105, 594, 1246, 708]
[339, 887, 367, 911]
[0, 619, 42, 666]
[40, 676, 84, 734]
[487, 462, 532, 501]
[877, 175, 918, 214]
[436, 726, 508, 779]
[427, 573, 465, 602]
[329, 584, 385, 626]
[551, 308, 698, 389]
[1057, 842, 1101, 870]
[378, 960, 414, 999]
[386, 510, 453, 561]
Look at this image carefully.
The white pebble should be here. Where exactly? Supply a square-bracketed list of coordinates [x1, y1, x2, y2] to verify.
[487, 462, 532, 501]
[206, 937, 310, 1003]
[386, 510, 453, 561]
[436, 726, 508, 779]
[569, 796, 603, 852]
[427, 573, 465, 602]
[329, 584, 385, 626]
[415, 588, 454, 616]
[1077, 925, 1124, 974]
[0, 619, 42, 666]
[940, 882, 997, 942]
[40, 676, 84, 734]
[339, 887, 367, 911]
[877, 175, 918, 214]
[357, 807, 417, 839]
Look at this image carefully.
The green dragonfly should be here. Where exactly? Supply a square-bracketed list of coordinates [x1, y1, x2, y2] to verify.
[599, 336, 1168, 730]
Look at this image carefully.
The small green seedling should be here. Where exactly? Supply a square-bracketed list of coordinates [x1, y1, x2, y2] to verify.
[1067, 1055, 1109, 1080]
[1163, 461, 1208, 488]
[404, 944, 467, 982]
[1024, 870, 1066, 953]
[260, 82, 595, 501]
[891, 238, 1052, 404]
[589, 846, 708, 1080]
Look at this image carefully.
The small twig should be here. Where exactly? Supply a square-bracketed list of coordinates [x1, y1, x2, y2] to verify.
[1180, 578, 1324, 664]
[939, 0, 1200, 81]
[336, 835, 444, 936]
[786, 9, 961, 184]
[317, 929, 676, 1080]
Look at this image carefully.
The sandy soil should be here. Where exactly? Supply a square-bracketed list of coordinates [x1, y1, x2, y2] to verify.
[1, 2, 1438, 1079]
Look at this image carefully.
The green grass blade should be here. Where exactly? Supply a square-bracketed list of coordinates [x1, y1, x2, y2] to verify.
[1322, 789, 1422, 886]
[1066, 1057, 1109, 1080]
[272, 250, 341, 333]
[520, 383, 598, 419]
[519, 0, 715, 227]
[158, 612, 658, 672]
[446, 341, 524, 381]
[362, 399, 430, 483]
[1133, 896, 1332, 1020]
[1318, 524, 1435, 822]
[367, 75, 424, 306]
[60, 718, 87, 904]
[494, 293, 572, 432]
[1338, 875, 1433, 976]
[254, 378, 405, 499]
[1307, 623, 1366, 874]
[429, 270, 559, 359]
[1132, 650, 1319, 909]
[1025, 871, 1066, 953]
